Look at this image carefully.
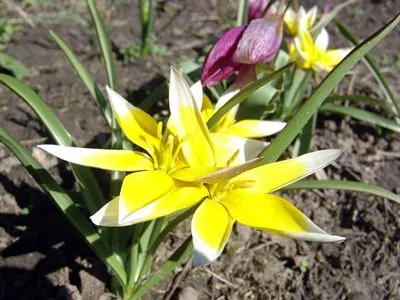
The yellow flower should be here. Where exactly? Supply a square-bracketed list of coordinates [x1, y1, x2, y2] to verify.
[38, 68, 266, 226]
[195, 84, 286, 139]
[39, 68, 345, 265]
[284, 5, 318, 36]
[289, 29, 351, 72]
[174, 149, 345, 265]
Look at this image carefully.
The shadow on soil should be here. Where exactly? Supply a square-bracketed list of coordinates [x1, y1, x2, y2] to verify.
[0, 174, 108, 299]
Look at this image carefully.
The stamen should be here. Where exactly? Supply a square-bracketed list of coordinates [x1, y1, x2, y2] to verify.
[226, 149, 240, 167]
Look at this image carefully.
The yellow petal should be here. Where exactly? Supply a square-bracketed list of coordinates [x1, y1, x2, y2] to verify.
[224, 120, 286, 138]
[211, 133, 267, 166]
[106, 86, 159, 154]
[201, 93, 214, 122]
[171, 166, 219, 182]
[172, 157, 261, 183]
[38, 145, 154, 171]
[190, 80, 203, 111]
[233, 149, 342, 194]
[315, 28, 329, 52]
[168, 67, 215, 167]
[192, 199, 233, 265]
[90, 196, 121, 226]
[119, 183, 207, 225]
[319, 48, 351, 70]
[119, 170, 174, 222]
[221, 191, 345, 242]
[215, 85, 240, 127]
[306, 6, 318, 28]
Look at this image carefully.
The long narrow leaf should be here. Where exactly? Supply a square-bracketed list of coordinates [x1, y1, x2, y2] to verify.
[207, 62, 293, 129]
[139, 0, 154, 54]
[326, 95, 393, 114]
[292, 114, 316, 157]
[311, 0, 356, 35]
[49, 30, 112, 126]
[260, 14, 400, 164]
[0, 128, 127, 284]
[132, 237, 193, 299]
[236, 0, 248, 26]
[283, 179, 400, 204]
[87, 0, 117, 90]
[320, 103, 400, 133]
[0, 74, 104, 213]
[336, 20, 400, 123]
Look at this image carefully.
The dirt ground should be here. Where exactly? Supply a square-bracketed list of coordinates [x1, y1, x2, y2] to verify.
[0, 0, 399, 299]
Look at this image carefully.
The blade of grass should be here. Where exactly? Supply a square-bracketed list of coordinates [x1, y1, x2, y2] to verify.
[236, 0, 248, 26]
[139, 0, 154, 55]
[0, 127, 127, 285]
[131, 236, 193, 299]
[49, 30, 112, 126]
[320, 103, 400, 133]
[260, 13, 400, 164]
[207, 62, 294, 129]
[310, 0, 356, 35]
[0, 74, 103, 213]
[336, 20, 400, 123]
[292, 114, 316, 157]
[282, 67, 311, 119]
[326, 95, 393, 114]
[87, 0, 117, 90]
[283, 179, 400, 204]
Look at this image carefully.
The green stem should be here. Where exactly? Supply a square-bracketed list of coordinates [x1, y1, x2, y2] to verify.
[236, 0, 248, 26]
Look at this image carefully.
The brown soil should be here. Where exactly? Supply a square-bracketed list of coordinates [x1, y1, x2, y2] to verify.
[0, 0, 399, 299]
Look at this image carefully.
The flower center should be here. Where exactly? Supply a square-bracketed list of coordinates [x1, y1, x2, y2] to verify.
[207, 179, 255, 202]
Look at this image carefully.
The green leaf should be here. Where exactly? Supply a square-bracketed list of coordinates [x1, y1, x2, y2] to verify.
[310, 0, 356, 35]
[282, 67, 311, 119]
[336, 20, 400, 124]
[283, 179, 400, 204]
[0, 128, 127, 284]
[131, 236, 193, 299]
[49, 30, 112, 126]
[0, 52, 29, 79]
[139, 0, 154, 55]
[260, 13, 400, 164]
[326, 95, 393, 114]
[207, 62, 294, 129]
[87, 0, 117, 90]
[292, 114, 316, 157]
[236, 83, 277, 120]
[236, 0, 248, 26]
[320, 103, 400, 133]
[0, 74, 104, 213]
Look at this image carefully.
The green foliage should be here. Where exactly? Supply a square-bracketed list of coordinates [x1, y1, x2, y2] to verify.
[0, 52, 29, 79]
[0, 17, 20, 49]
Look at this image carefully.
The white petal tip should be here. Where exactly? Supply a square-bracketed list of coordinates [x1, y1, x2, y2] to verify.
[106, 86, 128, 111]
[289, 232, 346, 243]
[302, 149, 343, 172]
[36, 144, 65, 157]
[192, 250, 212, 267]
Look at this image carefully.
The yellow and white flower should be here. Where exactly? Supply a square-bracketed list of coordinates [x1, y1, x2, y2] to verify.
[289, 29, 351, 72]
[39, 68, 345, 266]
[193, 84, 286, 139]
[284, 5, 318, 36]
[39, 68, 266, 226]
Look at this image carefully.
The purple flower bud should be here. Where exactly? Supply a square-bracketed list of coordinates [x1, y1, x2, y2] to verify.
[236, 64, 257, 89]
[233, 16, 283, 65]
[248, 0, 270, 21]
[201, 26, 247, 88]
